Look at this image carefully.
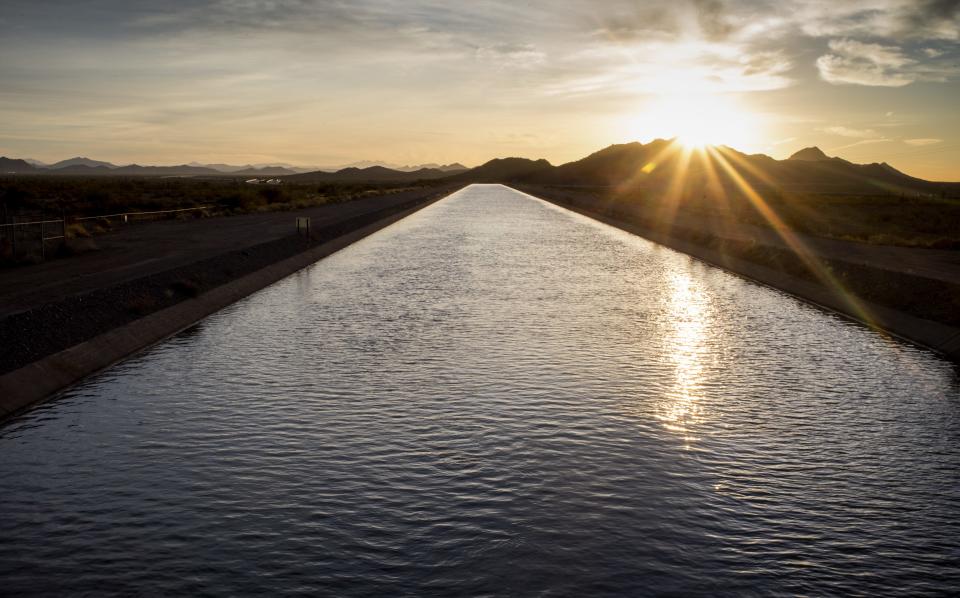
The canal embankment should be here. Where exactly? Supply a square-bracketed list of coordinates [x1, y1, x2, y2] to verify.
[519, 185, 960, 362]
[0, 185, 462, 419]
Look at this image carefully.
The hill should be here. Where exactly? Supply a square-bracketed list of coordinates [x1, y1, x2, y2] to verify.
[44, 163, 225, 176]
[49, 157, 118, 169]
[510, 141, 959, 197]
[787, 147, 830, 162]
[0, 157, 38, 174]
[286, 165, 455, 183]
[450, 157, 554, 183]
[231, 166, 299, 176]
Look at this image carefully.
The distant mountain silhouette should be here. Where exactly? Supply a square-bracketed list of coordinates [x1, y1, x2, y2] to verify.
[187, 161, 250, 172]
[2, 143, 956, 195]
[42, 163, 224, 176]
[187, 162, 307, 174]
[541, 141, 674, 186]
[286, 165, 456, 183]
[788, 146, 830, 162]
[450, 157, 554, 182]
[488, 140, 958, 196]
[232, 166, 299, 176]
[397, 162, 468, 173]
[0, 157, 38, 173]
[332, 160, 468, 173]
[49, 156, 118, 169]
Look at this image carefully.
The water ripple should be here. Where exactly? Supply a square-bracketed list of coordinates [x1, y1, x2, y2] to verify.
[1, 184, 959, 596]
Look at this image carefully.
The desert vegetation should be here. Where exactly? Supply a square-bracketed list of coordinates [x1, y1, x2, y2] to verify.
[0, 175, 448, 265]
[529, 184, 960, 249]
[0, 175, 445, 220]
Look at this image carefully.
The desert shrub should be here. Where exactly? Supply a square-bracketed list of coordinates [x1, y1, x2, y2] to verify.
[65, 222, 91, 238]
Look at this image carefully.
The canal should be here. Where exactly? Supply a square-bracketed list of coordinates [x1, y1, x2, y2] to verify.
[1, 184, 958, 595]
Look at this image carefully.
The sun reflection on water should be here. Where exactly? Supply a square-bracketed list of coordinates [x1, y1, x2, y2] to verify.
[657, 270, 711, 448]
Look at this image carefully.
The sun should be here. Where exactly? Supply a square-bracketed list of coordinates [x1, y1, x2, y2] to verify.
[627, 94, 761, 150]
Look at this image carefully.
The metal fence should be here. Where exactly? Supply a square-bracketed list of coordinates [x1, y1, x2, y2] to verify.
[1, 205, 211, 264]
[0, 216, 66, 263]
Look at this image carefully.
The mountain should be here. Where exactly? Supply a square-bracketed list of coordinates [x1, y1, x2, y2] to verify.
[329, 160, 468, 173]
[44, 163, 224, 176]
[788, 146, 831, 162]
[540, 140, 673, 186]
[286, 165, 457, 183]
[187, 162, 307, 174]
[113, 164, 223, 176]
[2, 144, 955, 193]
[187, 162, 250, 172]
[232, 166, 299, 176]
[23, 158, 49, 167]
[451, 157, 554, 183]
[0, 157, 38, 173]
[395, 162, 468, 173]
[507, 140, 959, 196]
[49, 157, 118, 169]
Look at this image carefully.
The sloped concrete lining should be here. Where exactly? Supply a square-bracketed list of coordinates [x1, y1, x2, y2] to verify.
[526, 189, 960, 364]
[0, 191, 450, 420]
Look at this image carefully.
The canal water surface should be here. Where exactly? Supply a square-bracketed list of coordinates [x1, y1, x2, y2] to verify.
[2, 184, 958, 595]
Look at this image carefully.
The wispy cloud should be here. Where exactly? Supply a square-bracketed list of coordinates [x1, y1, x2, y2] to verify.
[817, 39, 921, 87]
[820, 125, 879, 138]
[904, 138, 943, 145]
[829, 138, 893, 151]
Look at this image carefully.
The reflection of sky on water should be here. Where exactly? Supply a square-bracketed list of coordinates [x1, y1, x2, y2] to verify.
[658, 270, 710, 449]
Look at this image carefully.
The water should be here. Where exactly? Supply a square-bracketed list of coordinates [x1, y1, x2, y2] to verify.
[2, 184, 958, 596]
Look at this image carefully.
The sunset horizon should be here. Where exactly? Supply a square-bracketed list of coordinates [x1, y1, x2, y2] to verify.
[2, 1, 958, 179]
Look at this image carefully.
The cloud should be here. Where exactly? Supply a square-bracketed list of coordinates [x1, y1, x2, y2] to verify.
[0, 0, 957, 167]
[548, 39, 793, 98]
[475, 43, 546, 69]
[815, 39, 947, 86]
[904, 138, 943, 145]
[816, 43, 912, 87]
[694, 0, 735, 41]
[821, 125, 879, 138]
[799, 0, 960, 40]
[830, 138, 892, 151]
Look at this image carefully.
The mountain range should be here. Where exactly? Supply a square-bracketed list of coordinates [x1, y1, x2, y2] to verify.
[1, 157, 306, 177]
[2, 142, 957, 196]
[3, 157, 469, 177]
[285, 165, 463, 183]
[454, 140, 959, 196]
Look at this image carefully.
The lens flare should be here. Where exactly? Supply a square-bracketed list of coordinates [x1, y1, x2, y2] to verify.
[628, 94, 760, 150]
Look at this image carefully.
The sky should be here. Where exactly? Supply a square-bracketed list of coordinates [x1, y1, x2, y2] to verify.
[1, 0, 958, 179]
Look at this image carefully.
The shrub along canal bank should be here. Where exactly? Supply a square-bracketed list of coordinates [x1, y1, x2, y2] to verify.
[519, 185, 960, 363]
[0, 184, 464, 420]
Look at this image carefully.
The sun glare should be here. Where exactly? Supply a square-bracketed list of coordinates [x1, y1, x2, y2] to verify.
[627, 94, 760, 150]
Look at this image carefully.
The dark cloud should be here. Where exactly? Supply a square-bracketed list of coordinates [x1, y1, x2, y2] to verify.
[901, 0, 960, 34]
[694, 0, 734, 41]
